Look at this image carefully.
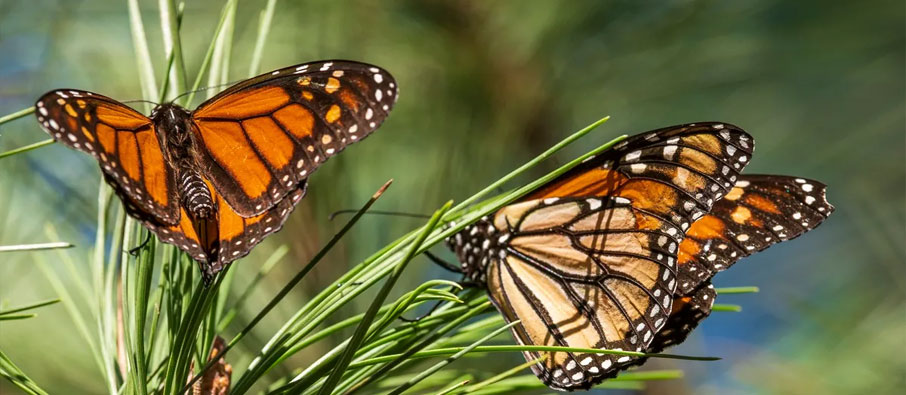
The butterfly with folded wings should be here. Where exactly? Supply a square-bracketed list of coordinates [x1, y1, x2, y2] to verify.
[35, 60, 398, 281]
[443, 122, 833, 390]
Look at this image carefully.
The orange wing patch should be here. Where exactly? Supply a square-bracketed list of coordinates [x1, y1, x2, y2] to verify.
[117, 132, 141, 181]
[194, 86, 290, 119]
[273, 104, 315, 139]
[242, 117, 295, 169]
[135, 130, 169, 206]
[95, 102, 151, 129]
[96, 123, 117, 153]
[35, 90, 179, 226]
[194, 120, 272, 200]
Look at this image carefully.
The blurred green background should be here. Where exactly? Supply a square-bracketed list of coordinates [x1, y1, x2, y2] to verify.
[1, 0, 903, 393]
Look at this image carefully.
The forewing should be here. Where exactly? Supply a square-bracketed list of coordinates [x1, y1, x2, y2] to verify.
[487, 197, 681, 390]
[35, 90, 179, 225]
[526, 122, 754, 232]
[191, 60, 397, 217]
[676, 175, 834, 294]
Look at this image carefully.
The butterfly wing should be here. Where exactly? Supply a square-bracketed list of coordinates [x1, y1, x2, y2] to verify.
[647, 282, 716, 353]
[35, 90, 179, 225]
[676, 175, 834, 294]
[636, 174, 834, 357]
[190, 60, 397, 217]
[619, 282, 717, 372]
[484, 196, 682, 390]
[527, 122, 754, 231]
[465, 122, 754, 390]
[144, 180, 307, 281]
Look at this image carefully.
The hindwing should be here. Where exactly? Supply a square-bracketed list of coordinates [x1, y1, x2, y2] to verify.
[484, 196, 681, 390]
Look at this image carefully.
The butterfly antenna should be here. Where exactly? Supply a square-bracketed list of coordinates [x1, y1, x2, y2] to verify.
[398, 299, 447, 323]
[423, 251, 462, 273]
[328, 209, 432, 221]
[121, 99, 160, 107]
[170, 77, 251, 104]
[170, 83, 228, 104]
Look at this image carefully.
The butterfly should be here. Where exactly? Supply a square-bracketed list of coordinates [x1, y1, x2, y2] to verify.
[444, 122, 832, 390]
[34, 60, 397, 281]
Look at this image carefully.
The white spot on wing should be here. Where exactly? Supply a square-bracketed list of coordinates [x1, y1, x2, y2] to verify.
[625, 150, 641, 162]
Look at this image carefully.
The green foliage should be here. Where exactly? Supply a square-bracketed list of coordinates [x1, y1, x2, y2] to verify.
[1, 1, 902, 394]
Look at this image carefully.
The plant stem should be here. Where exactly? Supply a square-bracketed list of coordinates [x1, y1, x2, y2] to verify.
[0, 242, 71, 252]
[0, 139, 54, 160]
[0, 107, 35, 125]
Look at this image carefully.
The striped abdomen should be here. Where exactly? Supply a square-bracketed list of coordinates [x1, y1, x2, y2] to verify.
[178, 170, 214, 219]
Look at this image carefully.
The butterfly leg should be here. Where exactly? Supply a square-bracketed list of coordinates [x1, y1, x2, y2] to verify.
[424, 251, 462, 273]
[128, 230, 152, 256]
[398, 299, 448, 323]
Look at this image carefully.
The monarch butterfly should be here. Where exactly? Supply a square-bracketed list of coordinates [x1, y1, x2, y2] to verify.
[444, 123, 833, 390]
[34, 60, 397, 281]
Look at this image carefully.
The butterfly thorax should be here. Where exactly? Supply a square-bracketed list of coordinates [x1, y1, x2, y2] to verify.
[151, 103, 195, 165]
[446, 216, 507, 284]
[151, 103, 215, 220]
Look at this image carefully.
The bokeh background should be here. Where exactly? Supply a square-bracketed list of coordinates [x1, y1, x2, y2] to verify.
[1, 0, 903, 393]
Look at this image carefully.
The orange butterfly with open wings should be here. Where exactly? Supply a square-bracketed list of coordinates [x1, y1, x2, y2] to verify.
[35, 60, 397, 281]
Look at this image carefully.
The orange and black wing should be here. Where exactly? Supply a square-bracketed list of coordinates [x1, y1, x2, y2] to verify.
[145, 182, 307, 281]
[35, 90, 179, 225]
[190, 60, 397, 217]
[639, 174, 834, 355]
[527, 122, 754, 232]
[647, 282, 715, 353]
[471, 122, 754, 390]
[676, 175, 834, 294]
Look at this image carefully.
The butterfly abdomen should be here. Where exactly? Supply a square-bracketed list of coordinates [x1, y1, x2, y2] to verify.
[178, 170, 215, 218]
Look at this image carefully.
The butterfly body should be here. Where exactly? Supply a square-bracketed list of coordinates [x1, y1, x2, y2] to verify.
[150, 103, 222, 261]
[35, 60, 398, 280]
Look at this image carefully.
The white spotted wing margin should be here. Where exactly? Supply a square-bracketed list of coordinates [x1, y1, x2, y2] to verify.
[675, 175, 835, 294]
[484, 196, 684, 391]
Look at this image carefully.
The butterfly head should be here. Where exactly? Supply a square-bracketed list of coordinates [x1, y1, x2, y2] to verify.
[150, 103, 193, 138]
